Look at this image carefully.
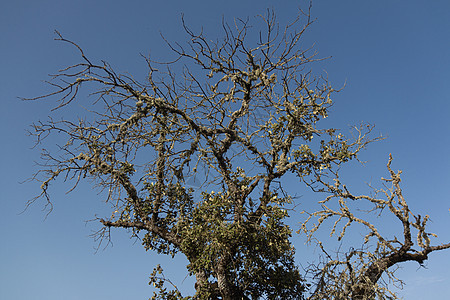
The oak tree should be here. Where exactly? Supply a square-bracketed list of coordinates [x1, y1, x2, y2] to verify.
[27, 9, 450, 300]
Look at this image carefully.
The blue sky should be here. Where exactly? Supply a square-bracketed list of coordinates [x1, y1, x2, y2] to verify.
[1, 0, 450, 299]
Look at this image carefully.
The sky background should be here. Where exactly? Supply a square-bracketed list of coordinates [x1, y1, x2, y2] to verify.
[1, 0, 450, 299]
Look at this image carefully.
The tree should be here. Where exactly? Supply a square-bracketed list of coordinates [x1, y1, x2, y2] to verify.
[27, 8, 449, 300]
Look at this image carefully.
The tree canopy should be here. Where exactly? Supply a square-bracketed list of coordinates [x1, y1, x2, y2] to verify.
[27, 8, 450, 300]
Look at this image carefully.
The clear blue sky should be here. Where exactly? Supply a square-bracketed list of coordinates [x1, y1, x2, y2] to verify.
[2, 1, 450, 299]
